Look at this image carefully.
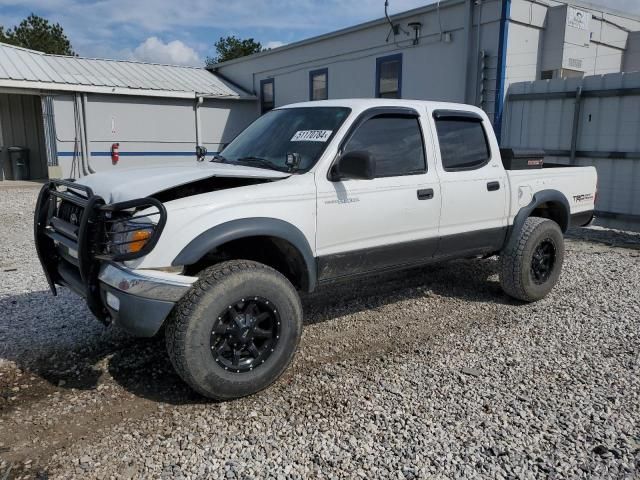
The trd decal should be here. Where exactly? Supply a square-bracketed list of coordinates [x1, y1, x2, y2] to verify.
[573, 193, 594, 203]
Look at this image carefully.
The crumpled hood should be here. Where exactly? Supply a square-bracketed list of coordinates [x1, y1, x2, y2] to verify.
[76, 162, 290, 203]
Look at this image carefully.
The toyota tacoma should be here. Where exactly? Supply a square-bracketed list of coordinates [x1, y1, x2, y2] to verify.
[35, 99, 597, 400]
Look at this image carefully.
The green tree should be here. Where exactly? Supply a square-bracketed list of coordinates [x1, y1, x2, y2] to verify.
[205, 36, 262, 66]
[0, 14, 75, 55]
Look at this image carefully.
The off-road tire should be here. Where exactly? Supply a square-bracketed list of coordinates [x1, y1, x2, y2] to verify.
[165, 260, 303, 400]
[500, 217, 564, 302]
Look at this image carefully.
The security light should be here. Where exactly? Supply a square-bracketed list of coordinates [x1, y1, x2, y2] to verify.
[408, 21, 422, 45]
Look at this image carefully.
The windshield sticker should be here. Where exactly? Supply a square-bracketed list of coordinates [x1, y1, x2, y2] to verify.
[290, 130, 332, 142]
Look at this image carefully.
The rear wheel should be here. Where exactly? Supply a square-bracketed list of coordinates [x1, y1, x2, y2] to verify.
[500, 217, 564, 302]
[166, 260, 302, 400]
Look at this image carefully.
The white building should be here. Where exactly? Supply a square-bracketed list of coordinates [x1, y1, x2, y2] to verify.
[1, 0, 639, 181]
[0, 43, 256, 180]
[212, 0, 640, 141]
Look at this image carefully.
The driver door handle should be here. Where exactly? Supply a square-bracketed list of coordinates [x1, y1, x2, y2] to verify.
[417, 188, 434, 200]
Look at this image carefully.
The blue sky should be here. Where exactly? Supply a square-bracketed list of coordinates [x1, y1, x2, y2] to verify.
[1, 0, 639, 66]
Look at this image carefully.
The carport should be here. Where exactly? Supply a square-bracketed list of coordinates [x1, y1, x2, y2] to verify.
[0, 42, 257, 181]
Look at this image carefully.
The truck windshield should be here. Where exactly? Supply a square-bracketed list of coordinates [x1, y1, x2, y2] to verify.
[215, 107, 351, 172]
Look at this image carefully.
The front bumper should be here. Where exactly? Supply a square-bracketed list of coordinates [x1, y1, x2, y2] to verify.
[34, 180, 193, 337]
[98, 263, 197, 336]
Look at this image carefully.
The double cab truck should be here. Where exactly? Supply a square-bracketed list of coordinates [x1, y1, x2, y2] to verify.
[35, 99, 597, 400]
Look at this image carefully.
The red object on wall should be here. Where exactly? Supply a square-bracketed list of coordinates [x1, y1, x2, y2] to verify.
[111, 143, 120, 165]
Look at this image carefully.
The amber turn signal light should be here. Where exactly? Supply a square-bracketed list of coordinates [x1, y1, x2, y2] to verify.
[129, 229, 151, 253]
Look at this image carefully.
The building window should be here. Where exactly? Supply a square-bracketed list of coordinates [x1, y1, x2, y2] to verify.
[309, 68, 328, 101]
[434, 117, 490, 171]
[260, 78, 274, 113]
[344, 114, 426, 177]
[375, 54, 402, 99]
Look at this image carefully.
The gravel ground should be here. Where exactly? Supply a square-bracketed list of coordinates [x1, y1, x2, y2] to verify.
[1, 187, 639, 479]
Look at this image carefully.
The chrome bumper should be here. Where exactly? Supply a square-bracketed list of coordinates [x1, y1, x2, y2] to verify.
[98, 263, 197, 302]
[97, 263, 198, 337]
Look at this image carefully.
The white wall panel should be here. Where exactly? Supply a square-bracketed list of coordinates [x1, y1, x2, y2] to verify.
[52, 93, 257, 177]
[218, 0, 504, 116]
[503, 72, 640, 218]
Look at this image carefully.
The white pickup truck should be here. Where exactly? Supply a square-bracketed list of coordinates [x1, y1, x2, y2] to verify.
[35, 99, 597, 400]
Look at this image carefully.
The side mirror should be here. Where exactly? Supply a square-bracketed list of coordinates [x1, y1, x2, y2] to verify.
[330, 150, 375, 181]
[195, 145, 207, 162]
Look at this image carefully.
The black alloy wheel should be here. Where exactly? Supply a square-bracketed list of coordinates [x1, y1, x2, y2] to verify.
[210, 297, 281, 373]
[530, 238, 556, 285]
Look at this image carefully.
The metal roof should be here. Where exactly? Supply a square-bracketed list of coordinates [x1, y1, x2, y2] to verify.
[0, 42, 254, 100]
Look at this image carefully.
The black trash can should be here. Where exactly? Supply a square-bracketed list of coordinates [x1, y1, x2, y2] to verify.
[8, 147, 30, 180]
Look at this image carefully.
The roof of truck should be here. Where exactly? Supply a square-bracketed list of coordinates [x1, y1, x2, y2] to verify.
[280, 98, 488, 116]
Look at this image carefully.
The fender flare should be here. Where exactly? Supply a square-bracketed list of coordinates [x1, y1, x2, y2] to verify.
[505, 189, 570, 251]
[172, 217, 317, 291]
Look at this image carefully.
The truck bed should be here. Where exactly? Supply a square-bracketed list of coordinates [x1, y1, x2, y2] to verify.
[505, 165, 598, 225]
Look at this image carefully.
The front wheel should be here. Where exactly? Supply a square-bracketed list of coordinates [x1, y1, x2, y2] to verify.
[165, 260, 303, 400]
[500, 217, 565, 302]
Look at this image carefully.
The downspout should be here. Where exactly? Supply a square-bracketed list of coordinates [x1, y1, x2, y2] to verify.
[474, 0, 484, 105]
[195, 96, 203, 156]
[569, 86, 583, 165]
[81, 93, 96, 174]
[493, 0, 511, 143]
[74, 93, 89, 177]
[463, 0, 474, 104]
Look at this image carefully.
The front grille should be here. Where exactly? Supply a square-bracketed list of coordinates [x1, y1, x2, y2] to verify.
[57, 200, 84, 227]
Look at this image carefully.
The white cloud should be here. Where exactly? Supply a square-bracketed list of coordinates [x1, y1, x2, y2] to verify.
[264, 40, 286, 50]
[131, 37, 201, 66]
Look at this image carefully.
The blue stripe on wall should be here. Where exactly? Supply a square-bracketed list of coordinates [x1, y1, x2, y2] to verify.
[57, 151, 198, 157]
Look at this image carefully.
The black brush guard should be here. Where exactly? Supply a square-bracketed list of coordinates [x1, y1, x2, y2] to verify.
[34, 179, 167, 322]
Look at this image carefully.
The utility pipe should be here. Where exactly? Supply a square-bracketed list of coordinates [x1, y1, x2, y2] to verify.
[81, 93, 96, 173]
[570, 86, 583, 164]
[74, 93, 89, 177]
[195, 96, 203, 152]
[463, 0, 475, 104]
[475, 0, 483, 105]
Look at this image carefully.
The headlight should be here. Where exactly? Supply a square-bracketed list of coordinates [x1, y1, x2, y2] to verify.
[100, 197, 166, 262]
[110, 220, 155, 256]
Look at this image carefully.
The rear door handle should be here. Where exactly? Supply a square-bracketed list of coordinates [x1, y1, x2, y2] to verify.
[417, 188, 434, 200]
[487, 181, 500, 192]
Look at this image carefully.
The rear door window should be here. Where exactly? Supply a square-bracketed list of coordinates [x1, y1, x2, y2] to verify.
[435, 118, 490, 171]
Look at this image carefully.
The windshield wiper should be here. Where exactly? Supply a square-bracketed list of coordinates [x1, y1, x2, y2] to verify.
[210, 153, 227, 163]
[235, 156, 287, 172]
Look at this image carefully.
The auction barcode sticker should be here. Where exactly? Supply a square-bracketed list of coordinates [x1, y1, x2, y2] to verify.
[290, 130, 332, 142]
